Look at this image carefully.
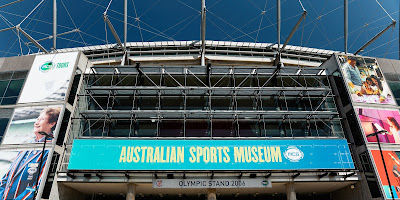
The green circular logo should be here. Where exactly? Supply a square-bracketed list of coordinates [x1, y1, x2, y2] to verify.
[40, 61, 54, 72]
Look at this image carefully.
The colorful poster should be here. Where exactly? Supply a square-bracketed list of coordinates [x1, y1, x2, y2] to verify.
[357, 108, 400, 144]
[371, 150, 400, 199]
[337, 55, 395, 105]
[0, 149, 50, 200]
[1, 105, 63, 145]
[68, 139, 354, 170]
[18, 52, 79, 104]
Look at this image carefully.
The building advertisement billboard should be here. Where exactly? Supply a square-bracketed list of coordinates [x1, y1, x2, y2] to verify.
[337, 55, 395, 105]
[357, 107, 400, 144]
[18, 52, 79, 104]
[371, 150, 400, 199]
[1, 105, 64, 145]
[0, 149, 51, 200]
[68, 139, 354, 170]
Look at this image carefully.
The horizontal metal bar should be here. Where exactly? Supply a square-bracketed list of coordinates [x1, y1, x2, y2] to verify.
[26, 29, 79, 44]
[0, 0, 24, 9]
[80, 109, 337, 115]
[0, 26, 16, 33]
[85, 86, 330, 91]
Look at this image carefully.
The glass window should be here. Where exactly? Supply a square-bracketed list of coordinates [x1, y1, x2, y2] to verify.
[211, 97, 232, 110]
[4, 79, 24, 97]
[136, 120, 157, 137]
[212, 120, 235, 137]
[186, 120, 208, 137]
[186, 96, 207, 110]
[1, 97, 17, 105]
[159, 120, 183, 137]
[0, 118, 10, 142]
[139, 97, 158, 110]
[236, 97, 255, 110]
[109, 120, 133, 137]
[238, 121, 259, 137]
[0, 80, 9, 95]
[113, 97, 135, 110]
[161, 97, 183, 110]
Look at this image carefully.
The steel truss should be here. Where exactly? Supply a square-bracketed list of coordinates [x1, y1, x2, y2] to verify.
[71, 64, 343, 138]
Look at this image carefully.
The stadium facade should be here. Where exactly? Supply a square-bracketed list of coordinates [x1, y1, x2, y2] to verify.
[1, 40, 400, 200]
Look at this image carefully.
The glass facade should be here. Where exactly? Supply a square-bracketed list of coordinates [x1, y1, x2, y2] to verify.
[0, 71, 27, 105]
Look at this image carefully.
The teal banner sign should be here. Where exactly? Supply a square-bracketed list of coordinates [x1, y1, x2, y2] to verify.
[68, 139, 354, 170]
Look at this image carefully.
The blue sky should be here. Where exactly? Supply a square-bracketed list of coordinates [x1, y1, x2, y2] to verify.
[0, 0, 398, 59]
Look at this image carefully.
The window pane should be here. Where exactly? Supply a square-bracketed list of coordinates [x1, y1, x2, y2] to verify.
[238, 121, 259, 137]
[109, 120, 133, 137]
[186, 96, 207, 110]
[1, 97, 17, 105]
[186, 120, 208, 137]
[4, 79, 24, 97]
[159, 120, 183, 137]
[0, 80, 9, 96]
[137, 120, 157, 137]
[139, 97, 158, 110]
[212, 120, 235, 137]
[161, 97, 183, 110]
[0, 118, 10, 141]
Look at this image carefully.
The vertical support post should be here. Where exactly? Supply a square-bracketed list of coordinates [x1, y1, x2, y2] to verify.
[344, 0, 348, 54]
[277, 0, 281, 52]
[53, 0, 57, 50]
[124, 0, 127, 49]
[200, 0, 206, 66]
[207, 188, 217, 200]
[126, 183, 136, 200]
[286, 182, 296, 200]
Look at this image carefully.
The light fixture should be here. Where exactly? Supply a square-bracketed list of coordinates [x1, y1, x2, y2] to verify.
[292, 172, 300, 179]
[318, 172, 328, 179]
[84, 173, 91, 178]
[96, 173, 103, 179]
[67, 172, 76, 179]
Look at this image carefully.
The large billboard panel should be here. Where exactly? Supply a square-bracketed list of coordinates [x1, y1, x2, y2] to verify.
[337, 55, 395, 105]
[371, 150, 400, 199]
[1, 105, 64, 145]
[357, 108, 400, 144]
[18, 52, 79, 104]
[68, 139, 354, 170]
[0, 149, 51, 200]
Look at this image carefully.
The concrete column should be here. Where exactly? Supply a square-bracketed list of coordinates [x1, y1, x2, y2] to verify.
[126, 183, 136, 200]
[207, 188, 217, 200]
[285, 182, 296, 200]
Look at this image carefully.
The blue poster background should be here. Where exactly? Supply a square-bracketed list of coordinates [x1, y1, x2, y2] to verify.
[68, 139, 354, 170]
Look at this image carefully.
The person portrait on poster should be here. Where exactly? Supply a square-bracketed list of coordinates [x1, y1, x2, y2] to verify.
[0, 107, 61, 200]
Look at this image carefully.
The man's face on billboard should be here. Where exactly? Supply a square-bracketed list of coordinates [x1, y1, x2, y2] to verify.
[33, 112, 56, 135]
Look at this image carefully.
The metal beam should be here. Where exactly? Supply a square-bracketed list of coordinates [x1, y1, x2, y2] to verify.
[53, 0, 57, 50]
[103, 14, 125, 50]
[0, 0, 24, 9]
[16, 25, 48, 53]
[25, 29, 79, 45]
[355, 20, 396, 55]
[281, 10, 307, 51]
[0, 26, 16, 33]
[200, 0, 206, 66]
[124, 0, 127, 48]
[344, 0, 348, 54]
[277, 0, 281, 52]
